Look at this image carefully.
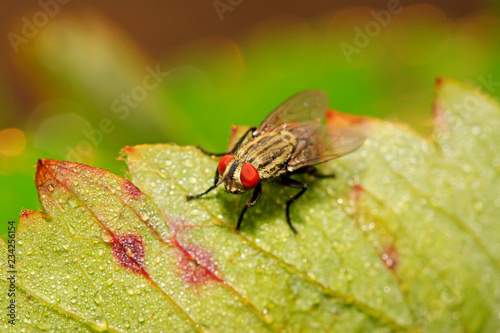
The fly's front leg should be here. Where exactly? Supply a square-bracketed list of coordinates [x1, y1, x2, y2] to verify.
[196, 146, 227, 157]
[236, 183, 262, 231]
[277, 177, 309, 234]
[186, 167, 220, 200]
[196, 126, 256, 156]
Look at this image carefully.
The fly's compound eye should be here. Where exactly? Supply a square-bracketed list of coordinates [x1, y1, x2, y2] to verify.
[240, 163, 259, 189]
[218, 155, 234, 175]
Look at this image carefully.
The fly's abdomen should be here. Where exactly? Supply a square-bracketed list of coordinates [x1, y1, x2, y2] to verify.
[237, 131, 296, 179]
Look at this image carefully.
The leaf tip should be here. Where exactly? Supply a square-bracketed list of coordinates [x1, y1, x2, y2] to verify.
[326, 109, 366, 127]
[123, 145, 136, 156]
[20, 209, 36, 220]
[35, 158, 58, 188]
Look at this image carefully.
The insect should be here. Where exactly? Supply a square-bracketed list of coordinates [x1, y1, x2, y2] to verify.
[186, 90, 365, 233]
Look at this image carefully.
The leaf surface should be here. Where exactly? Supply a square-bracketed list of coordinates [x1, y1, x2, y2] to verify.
[2, 79, 499, 332]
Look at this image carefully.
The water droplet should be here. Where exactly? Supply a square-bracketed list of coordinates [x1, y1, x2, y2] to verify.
[92, 316, 108, 330]
[139, 211, 150, 221]
[94, 294, 102, 305]
[47, 184, 54, 192]
[126, 287, 134, 296]
[138, 313, 145, 323]
[70, 297, 77, 304]
[68, 225, 75, 236]
[101, 231, 113, 243]
[72, 181, 79, 186]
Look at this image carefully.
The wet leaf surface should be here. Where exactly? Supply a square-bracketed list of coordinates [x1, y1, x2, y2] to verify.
[2, 79, 499, 332]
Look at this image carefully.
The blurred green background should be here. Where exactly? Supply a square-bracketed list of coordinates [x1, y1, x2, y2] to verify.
[1, 1, 499, 240]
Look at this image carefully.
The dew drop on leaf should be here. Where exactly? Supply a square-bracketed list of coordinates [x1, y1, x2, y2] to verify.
[101, 231, 112, 243]
[94, 294, 102, 305]
[92, 316, 108, 330]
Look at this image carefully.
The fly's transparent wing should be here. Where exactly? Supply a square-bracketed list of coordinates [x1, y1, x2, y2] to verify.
[286, 123, 366, 171]
[254, 90, 329, 136]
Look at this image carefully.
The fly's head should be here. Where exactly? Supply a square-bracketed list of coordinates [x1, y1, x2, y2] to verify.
[218, 155, 259, 194]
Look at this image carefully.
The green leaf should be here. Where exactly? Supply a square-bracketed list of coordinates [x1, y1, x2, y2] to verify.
[2, 79, 499, 332]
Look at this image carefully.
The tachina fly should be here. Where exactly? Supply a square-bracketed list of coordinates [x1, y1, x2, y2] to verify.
[186, 90, 365, 233]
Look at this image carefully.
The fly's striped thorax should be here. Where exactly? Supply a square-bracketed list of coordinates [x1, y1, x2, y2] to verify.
[236, 131, 297, 179]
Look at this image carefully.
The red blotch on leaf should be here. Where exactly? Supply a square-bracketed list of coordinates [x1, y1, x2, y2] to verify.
[123, 179, 143, 199]
[436, 77, 443, 87]
[170, 221, 222, 287]
[110, 233, 150, 279]
[351, 184, 365, 201]
[380, 244, 399, 270]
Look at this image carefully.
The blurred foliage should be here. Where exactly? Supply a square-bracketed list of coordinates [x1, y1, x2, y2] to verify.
[1, 4, 500, 240]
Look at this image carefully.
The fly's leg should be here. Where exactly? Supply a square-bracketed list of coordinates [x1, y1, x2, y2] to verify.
[277, 177, 309, 234]
[196, 146, 227, 157]
[236, 183, 262, 231]
[186, 167, 220, 200]
[196, 126, 257, 156]
[296, 166, 336, 179]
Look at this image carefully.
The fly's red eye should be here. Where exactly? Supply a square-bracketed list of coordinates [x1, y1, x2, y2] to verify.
[240, 163, 259, 189]
[218, 155, 234, 175]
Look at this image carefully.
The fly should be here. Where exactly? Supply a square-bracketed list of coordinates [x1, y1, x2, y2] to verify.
[186, 90, 365, 233]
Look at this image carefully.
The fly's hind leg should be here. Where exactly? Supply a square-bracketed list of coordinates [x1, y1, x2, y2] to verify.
[276, 177, 309, 234]
[297, 166, 336, 179]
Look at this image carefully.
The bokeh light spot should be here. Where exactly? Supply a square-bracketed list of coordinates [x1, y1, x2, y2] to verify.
[0, 128, 27, 156]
